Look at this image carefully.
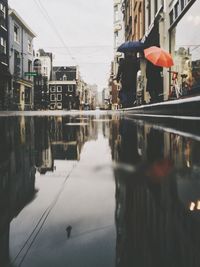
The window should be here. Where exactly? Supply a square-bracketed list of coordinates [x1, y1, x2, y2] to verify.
[0, 3, 6, 19]
[114, 5, 119, 21]
[63, 74, 67, 80]
[57, 94, 62, 101]
[28, 40, 32, 53]
[68, 85, 74, 92]
[57, 86, 62, 92]
[14, 25, 20, 43]
[14, 51, 21, 76]
[180, 0, 185, 11]
[169, 10, 174, 25]
[174, 2, 179, 19]
[43, 67, 47, 75]
[0, 37, 6, 54]
[147, 0, 151, 26]
[50, 86, 55, 92]
[50, 94, 56, 101]
[154, 0, 158, 15]
[28, 60, 32, 80]
[0, 4, 6, 29]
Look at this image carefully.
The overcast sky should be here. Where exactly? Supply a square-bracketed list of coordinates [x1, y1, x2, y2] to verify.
[8, 0, 114, 90]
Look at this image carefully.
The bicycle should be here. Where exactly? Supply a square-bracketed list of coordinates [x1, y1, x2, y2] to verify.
[168, 70, 189, 99]
[168, 70, 182, 99]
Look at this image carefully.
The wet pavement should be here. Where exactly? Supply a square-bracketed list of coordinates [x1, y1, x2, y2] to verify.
[0, 112, 200, 267]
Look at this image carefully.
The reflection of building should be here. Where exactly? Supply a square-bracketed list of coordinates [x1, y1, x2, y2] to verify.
[0, 117, 36, 266]
[33, 49, 53, 110]
[80, 83, 98, 110]
[34, 117, 54, 174]
[111, 118, 200, 266]
[48, 116, 98, 161]
[49, 66, 80, 110]
[0, 0, 10, 110]
[9, 9, 36, 110]
[102, 87, 110, 110]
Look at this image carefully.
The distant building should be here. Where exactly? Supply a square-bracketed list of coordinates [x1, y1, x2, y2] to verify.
[102, 87, 110, 109]
[112, 0, 125, 110]
[49, 66, 80, 110]
[109, 61, 118, 109]
[87, 84, 98, 110]
[0, 0, 10, 110]
[33, 49, 53, 110]
[9, 9, 36, 110]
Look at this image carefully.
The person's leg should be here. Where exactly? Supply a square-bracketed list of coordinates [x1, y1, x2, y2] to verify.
[126, 90, 136, 107]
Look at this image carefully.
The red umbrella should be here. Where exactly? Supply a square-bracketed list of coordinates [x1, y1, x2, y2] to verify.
[144, 46, 174, 67]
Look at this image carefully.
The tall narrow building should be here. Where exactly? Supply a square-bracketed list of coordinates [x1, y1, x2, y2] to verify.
[9, 9, 36, 111]
[0, 0, 10, 110]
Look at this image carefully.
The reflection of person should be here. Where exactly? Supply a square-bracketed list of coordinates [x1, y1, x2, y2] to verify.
[146, 61, 163, 103]
[66, 225, 72, 238]
[116, 52, 140, 108]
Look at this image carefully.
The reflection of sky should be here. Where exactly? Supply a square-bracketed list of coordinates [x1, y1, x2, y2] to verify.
[176, 1, 200, 60]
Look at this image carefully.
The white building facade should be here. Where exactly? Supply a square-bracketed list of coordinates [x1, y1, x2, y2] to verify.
[9, 9, 36, 110]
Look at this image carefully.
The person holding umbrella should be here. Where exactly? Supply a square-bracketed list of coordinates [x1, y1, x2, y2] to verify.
[144, 46, 174, 103]
[116, 51, 140, 108]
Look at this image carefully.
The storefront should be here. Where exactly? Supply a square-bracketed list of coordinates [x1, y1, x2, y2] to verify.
[170, 0, 200, 96]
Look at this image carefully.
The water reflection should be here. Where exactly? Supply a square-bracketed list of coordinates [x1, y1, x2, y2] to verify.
[112, 118, 200, 267]
[0, 115, 200, 266]
[0, 117, 36, 266]
[0, 115, 101, 266]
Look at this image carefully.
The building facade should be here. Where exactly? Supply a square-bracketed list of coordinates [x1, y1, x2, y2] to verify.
[0, 0, 10, 110]
[112, 0, 125, 110]
[168, 0, 200, 97]
[122, 0, 145, 41]
[33, 49, 53, 110]
[9, 9, 36, 111]
[49, 66, 80, 110]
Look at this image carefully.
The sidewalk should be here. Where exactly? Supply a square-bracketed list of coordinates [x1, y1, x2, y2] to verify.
[121, 96, 200, 117]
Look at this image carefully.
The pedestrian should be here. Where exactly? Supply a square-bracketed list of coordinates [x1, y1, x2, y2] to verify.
[116, 52, 140, 108]
[66, 225, 72, 238]
[146, 61, 163, 103]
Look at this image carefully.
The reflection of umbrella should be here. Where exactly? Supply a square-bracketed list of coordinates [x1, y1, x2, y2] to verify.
[117, 41, 145, 53]
[144, 46, 174, 67]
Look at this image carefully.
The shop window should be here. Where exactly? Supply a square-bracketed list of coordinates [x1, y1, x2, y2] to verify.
[170, 0, 200, 95]
[25, 87, 31, 103]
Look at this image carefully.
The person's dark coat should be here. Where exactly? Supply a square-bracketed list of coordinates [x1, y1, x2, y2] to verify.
[116, 57, 140, 91]
[146, 61, 163, 102]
